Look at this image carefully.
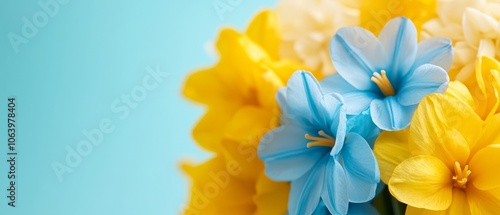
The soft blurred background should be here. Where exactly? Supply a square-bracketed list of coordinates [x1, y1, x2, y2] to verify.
[0, 0, 275, 214]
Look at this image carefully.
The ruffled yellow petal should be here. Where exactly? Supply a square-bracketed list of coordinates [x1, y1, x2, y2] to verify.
[467, 185, 500, 215]
[220, 139, 263, 182]
[360, 0, 437, 36]
[254, 173, 290, 215]
[405, 206, 445, 215]
[409, 94, 481, 166]
[373, 129, 411, 184]
[182, 157, 256, 215]
[224, 106, 276, 144]
[389, 155, 452, 210]
[470, 56, 500, 120]
[471, 113, 500, 154]
[447, 188, 471, 215]
[245, 10, 281, 60]
[192, 106, 239, 152]
[445, 81, 474, 109]
[469, 144, 500, 190]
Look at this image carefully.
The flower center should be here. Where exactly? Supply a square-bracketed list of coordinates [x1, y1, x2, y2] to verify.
[305, 130, 335, 148]
[452, 161, 471, 189]
[371, 70, 396, 96]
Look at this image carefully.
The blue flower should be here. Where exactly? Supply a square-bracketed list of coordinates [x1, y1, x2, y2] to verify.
[322, 17, 452, 131]
[258, 71, 380, 215]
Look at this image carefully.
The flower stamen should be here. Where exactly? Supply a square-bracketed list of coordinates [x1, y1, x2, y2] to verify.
[371, 70, 396, 96]
[305, 130, 335, 148]
[452, 161, 471, 189]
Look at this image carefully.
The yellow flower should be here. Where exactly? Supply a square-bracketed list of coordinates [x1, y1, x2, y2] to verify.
[277, 0, 360, 76]
[374, 94, 500, 214]
[183, 10, 305, 152]
[182, 140, 290, 215]
[360, 0, 437, 36]
[445, 56, 500, 121]
[182, 10, 304, 215]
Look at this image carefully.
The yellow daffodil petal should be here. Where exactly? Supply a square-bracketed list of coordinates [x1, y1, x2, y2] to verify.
[217, 28, 270, 75]
[389, 155, 452, 210]
[183, 65, 241, 106]
[254, 173, 290, 215]
[224, 106, 276, 144]
[445, 81, 474, 109]
[409, 94, 480, 166]
[360, 0, 437, 36]
[193, 106, 238, 152]
[471, 114, 500, 154]
[472, 56, 500, 120]
[220, 139, 262, 182]
[253, 68, 284, 109]
[469, 144, 500, 190]
[405, 189, 471, 215]
[245, 10, 280, 60]
[373, 129, 411, 184]
[447, 188, 471, 215]
[405, 206, 445, 215]
[182, 157, 256, 215]
[467, 186, 500, 215]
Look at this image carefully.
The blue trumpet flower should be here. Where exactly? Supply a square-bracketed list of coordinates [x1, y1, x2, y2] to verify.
[322, 17, 452, 130]
[259, 71, 379, 215]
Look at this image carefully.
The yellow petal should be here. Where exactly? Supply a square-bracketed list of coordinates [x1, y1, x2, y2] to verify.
[469, 144, 500, 190]
[471, 113, 500, 154]
[405, 188, 470, 215]
[360, 0, 437, 36]
[445, 81, 474, 109]
[220, 139, 263, 182]
[409, 94, 480, 166]
[373, 129, 411, 184]
[405, 206, 446, 215]
[183, 65, 241, 106]
[470, 56, 500, 120]
[193, 106, 239, 152]
[224, 106, 276, 144]
[447, 188, 471, 215]
[389, 155, 453, 210]
[254, 173, 290, 215]
[217, 28, 270, 77]
[181, 157, 256, 215]
[253, 67, 284, 109]
[467, 185, 500, 215]
[245, 10, 281, 60]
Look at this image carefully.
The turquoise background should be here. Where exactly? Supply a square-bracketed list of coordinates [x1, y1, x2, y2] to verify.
[0, 0, 275, 214]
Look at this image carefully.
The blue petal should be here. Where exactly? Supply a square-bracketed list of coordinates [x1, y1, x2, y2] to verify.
[343, 91, 379, 115]
[342, 133, 379, 202]
[324, 93, 348, 156]
[320, 74, 377, 115]
[411, 37, 453, 72]
[347, 203, 380, 215]
[370, 97, 416, 131]
[397, 64, 449, 106]
[320, 74, 358, 94]
[312, 201, 329, 215]
[346, 110, 380, 148]
[259, 125, 329, 181]
[330, 27, 386, 91]
[289, 156, 328, 215]
[276, 87, 287, 112]
[378, 17, 418, 85]
[285, 71, 327, 127]
[322, 158, 349, 215]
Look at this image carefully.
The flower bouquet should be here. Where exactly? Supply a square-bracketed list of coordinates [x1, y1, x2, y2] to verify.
[181, 0, 500, 214]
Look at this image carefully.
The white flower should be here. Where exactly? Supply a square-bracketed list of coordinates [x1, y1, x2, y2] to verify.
[421, 0, 500, 82]
[277, 0, 360, 76]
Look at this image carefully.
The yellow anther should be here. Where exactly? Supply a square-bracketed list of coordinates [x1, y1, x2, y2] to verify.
[305, 130, 335, 148]
[371, 70, 396, 96]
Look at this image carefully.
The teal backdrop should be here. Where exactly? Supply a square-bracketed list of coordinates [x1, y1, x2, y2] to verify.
[0, 0, 275, 214]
